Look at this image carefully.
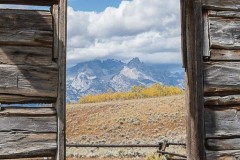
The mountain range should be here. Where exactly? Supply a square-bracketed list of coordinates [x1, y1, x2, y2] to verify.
[67, 58, 185, 102]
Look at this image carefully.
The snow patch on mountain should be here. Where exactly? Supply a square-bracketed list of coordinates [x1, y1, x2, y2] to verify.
[67, 58, 184, 102]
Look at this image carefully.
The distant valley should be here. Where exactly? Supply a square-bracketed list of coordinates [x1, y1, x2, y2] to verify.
[67, 58, 184, 102]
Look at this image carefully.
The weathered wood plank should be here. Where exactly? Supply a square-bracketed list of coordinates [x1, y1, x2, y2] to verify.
[206, 150, 240, 160]
[207, 138, 240, 151]
[204, 62, 240, 95]
[0, 107, 56, 116]
[202, 0, 240, 10]
[0, 9, 52, 31]
[0, 30, 53, 47]
[54, 0, 67, 159]
[209, 10, 240, 18]
[52, 4, 59, 59]
[183, 0, 205, 159]
[210, 49, 240, 61]
[205, 109, 240, 138]
[0, 46, 52, 65]
[0, 94, 55, 104]
[0, 132, 56, 159]
[0, 116, 56, 133]
[203, 11, 210, 57]
[180, 0, 187, 68]
[209, 17, 240, 50]
[0, 64, 58, 103]
[205, 95, 240, 106]
[0, 0, 58, 6]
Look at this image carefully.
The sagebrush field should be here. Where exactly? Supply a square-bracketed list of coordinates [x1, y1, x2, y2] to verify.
[67, 95, 186, 159]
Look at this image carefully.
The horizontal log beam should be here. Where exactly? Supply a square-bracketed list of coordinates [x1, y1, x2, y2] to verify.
[0, 132, 56, 159]
[210, 50, 240, 61]
[205, 95, 240, 106]
[0, 9, 52, 31]
[0, 94, 55, 104]
[0, 107, 56, 116]
[206, 150, 240, 160]
[209, 10, 240, 18]
[205, 109, 240, 138]
[202, 0, 240, 10]
[0, 116, 57, 133]
[204, 62, 240, 95]
[0, 46, 52, 65]
[0, 64, 58, 103]
[209, 17, 240, 50]
[0, 107, 57, 158]
[0, 0, 58, 6]
[0, 30, 53, 47]
[207, 138, 240, 151]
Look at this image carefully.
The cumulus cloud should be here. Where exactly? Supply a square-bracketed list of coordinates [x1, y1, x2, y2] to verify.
[67, 0, 181, 66]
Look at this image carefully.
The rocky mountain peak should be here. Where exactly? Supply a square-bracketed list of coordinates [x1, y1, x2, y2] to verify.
[67, 58, 184, 102]
[127, 57, 144, 69]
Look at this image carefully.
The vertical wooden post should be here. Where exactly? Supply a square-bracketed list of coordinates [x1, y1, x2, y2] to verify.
[52, 4, 59, 60]
[183, 0, 205, 159]
[54, 0, 67, 159]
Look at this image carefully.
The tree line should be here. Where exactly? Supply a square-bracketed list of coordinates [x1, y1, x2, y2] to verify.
[79, 83, 184, 104]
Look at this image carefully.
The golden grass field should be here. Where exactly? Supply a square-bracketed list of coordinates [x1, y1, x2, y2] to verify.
[67, 95, 186, 160]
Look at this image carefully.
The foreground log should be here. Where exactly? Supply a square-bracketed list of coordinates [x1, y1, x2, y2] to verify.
[0, 107, 57, 158]
[206, 150, 240, 160]
[0, 64, 58, 103]
[0, 46, 52, 65]
[205, 95, 240, 106]
[209, 16, 240, 50]
[205, 109, 240, 138]
[210, 49, 240, 61]
[207, 138, 240, 151]
[204, 62, 240, 95]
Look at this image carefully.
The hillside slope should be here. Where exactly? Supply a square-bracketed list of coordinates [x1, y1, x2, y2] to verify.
[67, 95, 186, 159]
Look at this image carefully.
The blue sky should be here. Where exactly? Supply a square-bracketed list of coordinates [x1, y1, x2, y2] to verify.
[68, 0, 123, 12]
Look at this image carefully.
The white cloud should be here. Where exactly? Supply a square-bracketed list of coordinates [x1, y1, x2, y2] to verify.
[67, 0, 181, 66]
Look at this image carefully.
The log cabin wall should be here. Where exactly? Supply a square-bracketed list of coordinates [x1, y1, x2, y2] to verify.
[0, 0, 66, 159]
[182, 0, 240, 159]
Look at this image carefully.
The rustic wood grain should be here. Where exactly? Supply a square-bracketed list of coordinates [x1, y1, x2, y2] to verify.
[183, 0, 205, 159]
[210, 49, 240, 61]
[0, 9, 52, 31]
[0, 94, 55, 104]
[54, 0, 67, 159]
[209, 10, 240, 18]
[52, 4, 59, 59]
[205, 95, 240, 106]
[0, 132, 56, 159]
[209, 17, 240, 50]
[0, 0, 58, 6]
[202, 0, 240, 10]
[0, 107, 56, 116]
[206, 150, 240, 160]
[0, 116, 56, 133]
[207, 138, 240, 150]
[203, 11, 210, 57]
[205, 109, 240, 138]
[0, 30, 53, 47]
[204, 62, 240, 95]
[0, 64, 58, 103]
[180, 0, 187, 68]
[0, 46, 52, 65]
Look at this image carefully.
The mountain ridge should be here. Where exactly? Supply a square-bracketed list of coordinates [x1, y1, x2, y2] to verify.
[67, 58, 184, 102]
